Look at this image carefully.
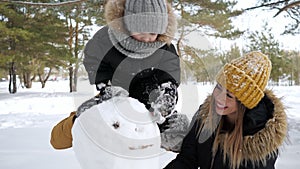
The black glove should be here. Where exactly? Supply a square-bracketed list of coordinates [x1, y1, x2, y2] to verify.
[76, 83, 128, 117]
[149, 82, 178, 118]
[158, 112, 189, 133]
[76, 96, 99, 117]
[159, 112, 190, 152]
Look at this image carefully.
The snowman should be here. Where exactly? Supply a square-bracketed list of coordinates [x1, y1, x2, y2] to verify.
[72, 95, 176, 169]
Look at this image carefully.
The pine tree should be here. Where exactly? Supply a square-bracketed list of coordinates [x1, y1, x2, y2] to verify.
[246, 23, 286, 85]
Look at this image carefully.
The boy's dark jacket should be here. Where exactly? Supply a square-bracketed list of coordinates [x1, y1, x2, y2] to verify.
[83, 0, 179, 109]
[164, 89, 287, 169]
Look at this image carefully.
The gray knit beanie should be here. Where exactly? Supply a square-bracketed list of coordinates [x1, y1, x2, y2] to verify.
[124, 0, 168, 34]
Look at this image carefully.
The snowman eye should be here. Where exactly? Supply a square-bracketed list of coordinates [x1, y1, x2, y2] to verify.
[112, 121, 120, 129]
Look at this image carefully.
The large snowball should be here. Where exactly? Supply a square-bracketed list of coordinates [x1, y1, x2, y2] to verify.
[72, 96, 168, 169]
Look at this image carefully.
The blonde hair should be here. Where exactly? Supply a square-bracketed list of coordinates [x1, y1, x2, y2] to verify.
[197, 96, 246, 169]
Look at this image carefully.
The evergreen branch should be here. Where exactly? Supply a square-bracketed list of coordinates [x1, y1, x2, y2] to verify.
[274, 0, 300, 17]
[0, 0, 88, 6]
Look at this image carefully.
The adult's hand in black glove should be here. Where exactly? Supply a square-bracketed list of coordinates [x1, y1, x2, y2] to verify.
[159, 112, 190, 152]
[159, 113, 189, 133]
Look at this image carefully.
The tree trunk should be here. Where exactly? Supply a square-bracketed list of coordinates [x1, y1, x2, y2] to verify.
[67, 15, 75, 93]
[69, 65, 74, 92]
[38, 67, 52, 88]
[73, 64, 78, 92]
[295, 54, 300, 85]
[41, 80, 46, 88]
[38, 73, 46, 88]
[8, 62, 17, 94]
[296, 73, 300, 85]
[73, 21, 80, 92]
[23, 72, 33, 88]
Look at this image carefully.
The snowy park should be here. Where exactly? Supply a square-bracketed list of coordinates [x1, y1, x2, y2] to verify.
[1, 0, 300, 168]
[0, 80, 300, 169]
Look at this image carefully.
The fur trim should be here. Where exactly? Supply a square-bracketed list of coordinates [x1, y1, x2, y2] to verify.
[104, 0, 177, 44]
[241, 89, 287, 166]
[197, 89, 288, 166]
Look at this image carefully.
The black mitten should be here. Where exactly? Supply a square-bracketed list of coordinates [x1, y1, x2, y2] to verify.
[158, 112, 189, 133]
[76, 83, 128, 117]
[150, 81, 178, 118]
[159, 112, 190, 152]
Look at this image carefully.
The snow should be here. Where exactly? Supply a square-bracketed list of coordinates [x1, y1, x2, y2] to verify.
[0, 80, 300, 169]
[72, 97, 163, 169]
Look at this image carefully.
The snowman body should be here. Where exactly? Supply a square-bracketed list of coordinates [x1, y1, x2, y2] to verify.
[72, 96, 165, 169]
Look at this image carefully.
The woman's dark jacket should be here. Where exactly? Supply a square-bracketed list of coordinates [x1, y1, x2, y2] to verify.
[164, 89, 287, 169]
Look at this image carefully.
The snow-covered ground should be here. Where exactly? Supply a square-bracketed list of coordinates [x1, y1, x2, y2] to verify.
[0, 80, 299, 169]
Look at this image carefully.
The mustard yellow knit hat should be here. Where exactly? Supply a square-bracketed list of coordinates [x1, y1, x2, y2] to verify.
[216, 51, 272, 109]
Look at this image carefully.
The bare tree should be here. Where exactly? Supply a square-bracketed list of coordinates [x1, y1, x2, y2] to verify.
[244, 0, 300, 35]
[274, 0, 300, 17]
[0, 0, 88, 7]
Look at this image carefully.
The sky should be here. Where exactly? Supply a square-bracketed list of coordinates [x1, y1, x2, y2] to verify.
[182, 1, 300, 51]
[233, 1, 299, 50]
[85, 1, 299, 52]
[0, 80, 300, 169]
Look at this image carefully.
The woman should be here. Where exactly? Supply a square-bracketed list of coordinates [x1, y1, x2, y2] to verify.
[164, 51, 288, 169]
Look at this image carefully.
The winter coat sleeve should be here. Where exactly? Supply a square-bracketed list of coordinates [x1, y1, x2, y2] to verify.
[164, 121, 199, 169]
[147, 43, 180, 117]
[158, 44, 180, 86]
[83, 26, 113, 85]
[50, 112, 76, 149]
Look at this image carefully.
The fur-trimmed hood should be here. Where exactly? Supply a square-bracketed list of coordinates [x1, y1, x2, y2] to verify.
[198, 89, 288, 166]
[104, 0, 177, 44]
